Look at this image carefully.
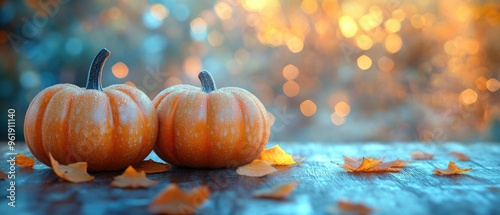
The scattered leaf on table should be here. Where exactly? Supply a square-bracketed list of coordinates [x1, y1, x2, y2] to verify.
[236, 160, 277, 177]
[15, 153, 35, 167]
[49, 154, 94, 183]
[449, 151, 470, 161]
[111, 166, 157, 188]
[148, 184, 210, 214]
[258, 145, 297, 165]
[253, 182, 298, 199]
[338, 156, 406, 172]
[433, 161, 472, 175]
[132, 159, 171, 174]
[0, 170, 7, 180]
[410, 151, 434, 160]
[337, 200, 373, 215]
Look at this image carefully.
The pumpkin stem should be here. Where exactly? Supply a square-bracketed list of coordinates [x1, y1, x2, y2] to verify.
[85, 48, 111, 91]
[198, 70, 217, 93]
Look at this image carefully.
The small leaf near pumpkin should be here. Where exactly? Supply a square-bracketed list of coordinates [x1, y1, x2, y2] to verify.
[337, 200, 373, 215]
[132, 159, 171, 174]
[253, 182, 298, 199]
[148, 184, 210, 214]
[410, 151, 434, 160]
[236, 160, 277, 177]
[259, 145, 297, 165]
[111, 166, 158, 188]
[49, 154, 94, 183]
[339, 156, 406, 172]
[15, 153, 35, 167]
[449, 151, 470, 161]
[0, 169, 7, 180]
[433, 161, 472, 175]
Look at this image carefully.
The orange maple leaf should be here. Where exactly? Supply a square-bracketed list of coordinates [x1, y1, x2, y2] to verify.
[148, 184, 210, 214]
[449, 151, 470, 161]
[337, 200, 373, 215]
[132, 159, 171, 174]
[433, 161, 472, 175]
[49, 154, 94, 183]
[410, 151, 434, 160]
[0, 169, 7, 180]
[15, 153, 35, 167]
[236, 160, 277, 177]
[259, 145, 297, 165]
[339, 156, 406, 172]
[253, 182, 298, 199]
[111, 166, 158, 188]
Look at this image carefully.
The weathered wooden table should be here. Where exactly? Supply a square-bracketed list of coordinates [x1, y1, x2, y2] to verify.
[1, 142, 499, 215]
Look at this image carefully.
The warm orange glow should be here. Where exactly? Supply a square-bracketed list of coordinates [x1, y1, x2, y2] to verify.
[356, 34, 373, 50]
[166, 77, 182, 87]
[385, 34, 403, 53]
[208, 30, 224, 47]
[183, 56, 202, 80]
[384, 18, 401, 33]
[287, 37, 304, 53]
[357, 55, 372, 70]
[331, 112, 345, 126]
[108, 7, 122, 20]
[486, 78, 500, 92]
[282, 64, 299, 80]
[339, 16, 358, 38]
[460, 89, 478, 105]
[124, 81, 136, 88]
[476, 77, 488, 91]
[150, 4, 168, 20]
[378, 56, 395, 72]
[283, 81, 300, 97]
[214, 1, 233, 20]
[335, 102, 351, 117]
[242, 0, 267, 11]
[112, 62, 129, 79]
[301, 0, 318, 15]
[300, 100, 317, 117]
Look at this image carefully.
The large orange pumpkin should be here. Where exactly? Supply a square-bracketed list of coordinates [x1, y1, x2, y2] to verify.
[24, 49, 158, 172]
[153, 71, 270, 168]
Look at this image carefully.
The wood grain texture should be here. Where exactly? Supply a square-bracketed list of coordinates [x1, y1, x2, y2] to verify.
[1, 142, 499, 215]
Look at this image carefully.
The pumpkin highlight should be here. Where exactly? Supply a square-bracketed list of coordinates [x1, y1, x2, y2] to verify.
[153, 71, 270, 168]
[24, 49, 158, 172]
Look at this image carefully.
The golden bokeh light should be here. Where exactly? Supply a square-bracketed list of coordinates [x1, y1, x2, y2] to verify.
[150, 4, 168, 20]
[183, 56, 202, 80]
[378, 56, 395, 72]
[339, 16, 358, 38]
[300, 99, 317, 117]
[356, 34, 373, 50]
[334, 101, 351, 117]
[301, 0, 318, 15]
[283, 80, 300, 97]
[208, 30, 224, 47]
[166, 77, 182, 87]
[214, 1, 233, 20]
[331, 112, 345, 126]
[282, 64, 299, 80]
[111, 62, 129, 79]
[286, 36, 304, 53]
[357, 55, 372, 70]
[190, 18, 207, 34]
[384, 18, 401, 33]
[460, 89, 478, 105]
[486, 78, 500, 92]
[385, 34, 403, 53]
[476, 77, 488, 91]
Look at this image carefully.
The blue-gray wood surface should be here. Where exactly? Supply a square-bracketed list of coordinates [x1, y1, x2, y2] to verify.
[1, 142, 499, 215]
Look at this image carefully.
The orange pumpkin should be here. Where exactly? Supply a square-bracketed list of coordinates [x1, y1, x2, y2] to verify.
[24, 49, 158, 172]
[153, 71, 270, 168]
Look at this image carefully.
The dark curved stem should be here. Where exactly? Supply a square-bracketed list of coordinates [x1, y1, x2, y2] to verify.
[85, 48, 111, 91]
[198, 70, 217, 93]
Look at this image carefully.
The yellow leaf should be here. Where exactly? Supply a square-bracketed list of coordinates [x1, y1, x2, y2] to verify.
[259, 145, 297, 165]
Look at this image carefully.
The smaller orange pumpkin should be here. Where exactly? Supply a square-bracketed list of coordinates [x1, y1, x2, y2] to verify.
[24, 49, 158, 171]
[153, 71, 270, 168]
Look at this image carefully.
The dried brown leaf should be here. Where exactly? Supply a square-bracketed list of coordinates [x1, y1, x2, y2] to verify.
[434, 161, 472, 175]
[337, 200, 373, 215]
[253, 182, 298, 199]
[132, 159, 171, 174]
[148, 184, 210, 214]
[236, 160, 277, 177]
[49, 154, 94, 183]
[15, 153, 35, 167]
[410, 151, 434, 160]
[111, 166, 158, 188]
[449, 151, 470, 161]
[339, 156, 406, 172]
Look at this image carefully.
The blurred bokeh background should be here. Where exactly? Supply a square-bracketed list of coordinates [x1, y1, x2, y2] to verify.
[1, 0, 500, 142]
